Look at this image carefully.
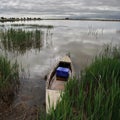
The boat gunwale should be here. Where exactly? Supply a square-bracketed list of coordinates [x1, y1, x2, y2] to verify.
[46, 56, 74, 90]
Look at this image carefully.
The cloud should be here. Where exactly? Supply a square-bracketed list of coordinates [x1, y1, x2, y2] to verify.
[0, 0, 120, 19]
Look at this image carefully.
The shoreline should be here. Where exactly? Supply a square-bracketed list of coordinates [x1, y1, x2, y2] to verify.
[0, 17, 120, 22]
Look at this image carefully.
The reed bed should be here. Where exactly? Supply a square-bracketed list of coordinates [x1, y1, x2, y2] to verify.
[0, 56, 19, 105]
[10, 24, 53, 28]
[42, 45, 120, 120]
[0, 28, 43, 54]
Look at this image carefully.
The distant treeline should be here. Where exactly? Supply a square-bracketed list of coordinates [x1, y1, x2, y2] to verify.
[0, 17, 42, 22]
[0, 17, 120, 22]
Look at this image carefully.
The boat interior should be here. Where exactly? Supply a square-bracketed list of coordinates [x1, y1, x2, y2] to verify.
[58, 62, 71, 70]
[48, 61, 72, 90]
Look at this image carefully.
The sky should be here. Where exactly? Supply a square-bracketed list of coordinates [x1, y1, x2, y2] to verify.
[0, 0, 120, 19]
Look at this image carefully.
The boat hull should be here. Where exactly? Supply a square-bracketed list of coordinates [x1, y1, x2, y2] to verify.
[46, 56, 74, 112]
[46, 89, 62, 113]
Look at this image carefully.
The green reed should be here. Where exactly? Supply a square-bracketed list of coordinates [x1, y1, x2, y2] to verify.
[0, 56, 19, 105]
[11, 24, 53, 28]
[41, 45, 120, 120]
[0, 28, 43, 54]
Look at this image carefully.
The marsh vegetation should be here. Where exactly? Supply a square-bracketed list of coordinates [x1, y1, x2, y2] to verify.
[0, 56, 19, 108]
[0, 24, 50, 119]
[0, 26, 45, 111]
[0, 28, 44, 54]
[42, 45, 120, 120]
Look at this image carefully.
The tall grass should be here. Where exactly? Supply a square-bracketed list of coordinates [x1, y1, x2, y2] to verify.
[0, 28, 43, 54]
[42, 45, 120, 120]
[0, 56, 19, 105]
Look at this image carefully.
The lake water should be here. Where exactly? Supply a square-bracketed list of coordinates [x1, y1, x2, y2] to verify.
[0, 20, 120, 114]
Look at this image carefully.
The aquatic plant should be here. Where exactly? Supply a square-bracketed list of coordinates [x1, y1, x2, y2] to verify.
[0, 28, 43, 54]
[0, 56, 19, 105]
[10, 24, 53, 28]
[41, 45, 120, 120]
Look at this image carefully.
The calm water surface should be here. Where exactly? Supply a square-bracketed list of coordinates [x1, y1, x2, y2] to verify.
[0, 20, 120, 109]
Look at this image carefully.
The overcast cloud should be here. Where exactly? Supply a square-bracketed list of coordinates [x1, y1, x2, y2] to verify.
[0, 0, 120, 19]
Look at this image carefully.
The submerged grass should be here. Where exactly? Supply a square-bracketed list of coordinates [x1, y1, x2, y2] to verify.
[42, 45, 120, 120]
[0, 28, 43, 54]
[0, 56, 19, 105]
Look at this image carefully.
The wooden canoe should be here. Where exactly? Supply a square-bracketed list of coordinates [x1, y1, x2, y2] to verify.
[46, 55, 74, 112]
